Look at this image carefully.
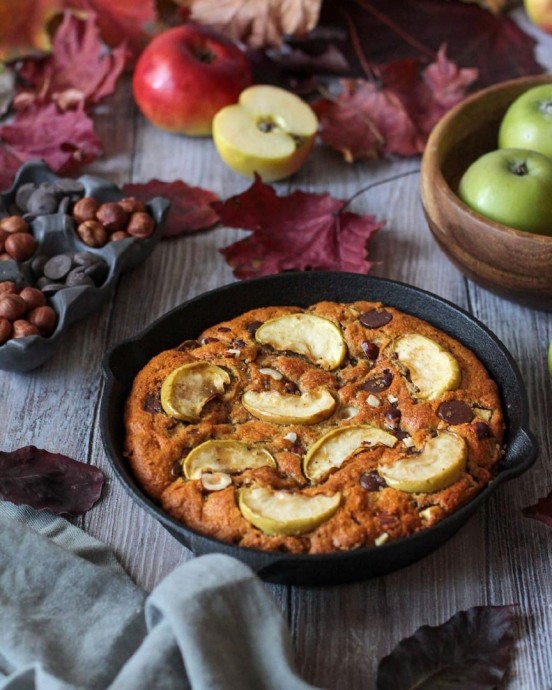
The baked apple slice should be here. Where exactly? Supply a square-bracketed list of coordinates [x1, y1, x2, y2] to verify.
[378, 431, 467, 493]
[183, 439, 276, 479]
[303, 425, 397, 482]
[239, 486, 341, 535]
[255, 313, 346, 370]
[160, 362, 230, 421]
[391, 333, 461, 399]
[242, 388, 336, 425]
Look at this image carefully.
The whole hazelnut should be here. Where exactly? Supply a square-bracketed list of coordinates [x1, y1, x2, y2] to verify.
[19, 286, 47, 311]
[0, 294, 28, 321]
[119, 197, 146, 215]
[0, 281, 17, 296]
[28, 305, 57, 336]
[96, 202, 128, 232]
[4, 232, 37, 261]
[0, 229, 8, 253]
[109, 230, 130, 242]
[12, 319, 40, 338]
[127, 212, 155, 238]
[0, 215, 29, 234]
[72, 196, 100, 224]
[0, 317, 12, 344]
[77, 220, 108, 247]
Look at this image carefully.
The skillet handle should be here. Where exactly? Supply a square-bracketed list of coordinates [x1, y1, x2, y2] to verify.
[502, 426, 539, 478]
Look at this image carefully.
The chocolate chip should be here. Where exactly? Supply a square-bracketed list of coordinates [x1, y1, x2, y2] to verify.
[65, 268, 95, 288]
[394, 429, 410, 440]
[385, 408, 401, 429]
[201, 337, 218, 345]
[31, 254, 49, 277]
[474, 421, 492, 440]
[363, 369, 393, 392]
[43, 254, 73, 281]
[170, 460, 183, 478]
[54, 178, 85, 195]
[360, 471, 387, 491]
[233, 338, 246, 348]
[176, 339, 200, 351]
[437, 400, 473, 425]
[361, 340, 379, 360]
[284, 381, 299, 394]
[143, 392, 163, 413]
[359, 309, 393, 329]
[26, 188, 60, 215]
[246, 320, 263, 336]
[217, 326, 231, 332]
[41, 282, 66, 296]
[73, 251, 99, 267]
[15, 183, 36, 212]
[83, 261, 108, 284]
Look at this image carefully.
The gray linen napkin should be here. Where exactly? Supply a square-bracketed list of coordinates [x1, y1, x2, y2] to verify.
[0, 504, 322, 690]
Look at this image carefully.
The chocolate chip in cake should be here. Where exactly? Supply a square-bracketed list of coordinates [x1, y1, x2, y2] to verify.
[284, 381, 299, 394]
[385, 407, 401, 429]
[246, 320, 263, 337]
[474, 421, 492, 439]
[359, 309, 392, 329]
[360, 471, 387, 491]
[143, 392, 163, 413]
[176, 339, 200, 351]
[363, 369, 393, 392]
[437, 400, 473, 425]
[361, 340, 379, 360]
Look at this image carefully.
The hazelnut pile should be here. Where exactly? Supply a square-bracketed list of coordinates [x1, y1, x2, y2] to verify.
[74, 197, 155, 247]
[0, 281, 57, 343]
[0, 216, 38, 262]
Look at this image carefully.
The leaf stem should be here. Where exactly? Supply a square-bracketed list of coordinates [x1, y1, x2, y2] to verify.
[342, 10, 378, 81]
[351, 0, 436, 61]
[340, 168, 420, 214]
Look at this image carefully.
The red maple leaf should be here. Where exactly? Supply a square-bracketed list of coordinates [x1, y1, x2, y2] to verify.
[215, 175, 383, 279]
[122, 179, 221, 238]
[522, 491, 552, 528]
[0, 103, 101, 174]
[65, 0, 157, 59]
[16, 12, 128, 111]
[313, 46, 477, 162]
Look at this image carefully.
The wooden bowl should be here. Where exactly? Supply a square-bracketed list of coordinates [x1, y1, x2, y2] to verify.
[420, 74, 552, 311]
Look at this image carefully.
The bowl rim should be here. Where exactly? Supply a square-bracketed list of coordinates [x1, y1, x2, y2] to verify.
[422, 73, 552, 246]
[100, 272, 539, 572]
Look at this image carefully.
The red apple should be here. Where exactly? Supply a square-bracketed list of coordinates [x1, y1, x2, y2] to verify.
[132, 24, 253, 136]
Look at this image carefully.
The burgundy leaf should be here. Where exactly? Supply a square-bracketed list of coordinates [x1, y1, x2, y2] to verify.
[313, 46, 477, 162]
[215, 175, 383, 279]
[377, 605, 516, 690]
[122, 179, 221, 238]
[318, 0, 541, 88]
[16, 11, 128, 111]
[0, 103, 102, 175]
[522, 491, 552, 528]
[0, 445, 105, 515]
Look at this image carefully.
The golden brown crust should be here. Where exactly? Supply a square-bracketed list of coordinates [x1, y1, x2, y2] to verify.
[124, 300, 505, 554]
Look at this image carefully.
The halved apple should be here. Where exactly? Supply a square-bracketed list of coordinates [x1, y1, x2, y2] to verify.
[378, 431, 467, 493]
[303, 425, 397, 482]
[160, 362, 230, 421]
[391, 334, 461, 400]
[212, 85, 318, 182]
[242, 388, 336, 425]
[239, 486, 341, 535]
[183, 439, 276, 479]
[255, 313, 346, 370]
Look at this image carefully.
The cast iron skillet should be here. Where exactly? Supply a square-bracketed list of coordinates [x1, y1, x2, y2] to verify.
[100, 272, 538, 586]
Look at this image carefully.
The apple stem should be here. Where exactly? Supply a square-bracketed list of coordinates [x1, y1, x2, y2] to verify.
[194, 47, 215, 64]
[339, 169, 420, 214]
[511, 162, 528, 176]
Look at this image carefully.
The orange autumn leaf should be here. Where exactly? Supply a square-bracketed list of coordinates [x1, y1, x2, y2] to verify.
[182, 0, 322, 48]
[0, 0, 63, 62]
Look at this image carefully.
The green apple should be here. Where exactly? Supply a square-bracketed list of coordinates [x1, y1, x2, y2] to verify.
[458, 148, 552, 236]
[499, 84, 552, 159]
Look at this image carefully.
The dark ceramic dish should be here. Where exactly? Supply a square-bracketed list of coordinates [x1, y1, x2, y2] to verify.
[101, 272, 538, 586]
[0, 161, 169, 372]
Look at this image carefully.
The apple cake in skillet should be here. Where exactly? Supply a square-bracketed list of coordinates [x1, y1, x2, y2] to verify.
[124, 301, 504, 554]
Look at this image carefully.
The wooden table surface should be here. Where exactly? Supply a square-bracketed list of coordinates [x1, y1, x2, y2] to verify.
[2, 10, 552, 690]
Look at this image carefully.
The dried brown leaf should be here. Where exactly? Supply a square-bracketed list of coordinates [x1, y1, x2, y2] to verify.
[183, 0, 322, 48]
